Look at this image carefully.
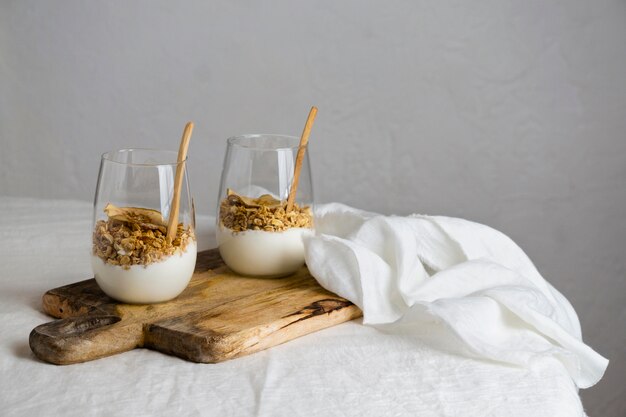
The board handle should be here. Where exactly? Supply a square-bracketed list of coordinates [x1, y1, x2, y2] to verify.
[29, 315, 141, 365]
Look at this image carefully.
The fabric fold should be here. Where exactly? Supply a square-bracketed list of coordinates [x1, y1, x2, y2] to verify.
[304, 203, 608, 389]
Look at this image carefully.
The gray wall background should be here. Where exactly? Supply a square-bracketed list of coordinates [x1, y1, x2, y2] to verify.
[1, 1, 624, 415]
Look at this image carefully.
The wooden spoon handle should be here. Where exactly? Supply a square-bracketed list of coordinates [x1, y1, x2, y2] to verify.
[286, 107, 317, 212]
[166, 122, 194, 243]
[29, 315, 142, 365]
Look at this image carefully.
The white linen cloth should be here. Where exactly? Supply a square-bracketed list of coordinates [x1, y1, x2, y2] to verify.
[0, 197, 605, 416]
[305, 203, 608, 389]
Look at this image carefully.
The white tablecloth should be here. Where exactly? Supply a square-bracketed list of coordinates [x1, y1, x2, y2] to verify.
[0, 197, 589, 417]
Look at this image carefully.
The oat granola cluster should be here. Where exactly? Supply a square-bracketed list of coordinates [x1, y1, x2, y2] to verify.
[93, 204, 195, 269]
[219, 190, 313, 232]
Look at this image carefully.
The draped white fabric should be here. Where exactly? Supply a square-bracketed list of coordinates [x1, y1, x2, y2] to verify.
[305, 203, 608, 389]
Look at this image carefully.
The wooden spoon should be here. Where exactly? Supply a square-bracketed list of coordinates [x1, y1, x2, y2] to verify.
[166, 122, 194, 244]
[286, 107, 317, 212]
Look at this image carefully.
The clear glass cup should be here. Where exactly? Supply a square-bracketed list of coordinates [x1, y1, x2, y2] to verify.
[216, 134, 314, 277]
[91, 149, 197, 303]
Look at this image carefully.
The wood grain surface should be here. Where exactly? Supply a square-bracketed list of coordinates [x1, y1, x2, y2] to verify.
[29, 249, 362, 365]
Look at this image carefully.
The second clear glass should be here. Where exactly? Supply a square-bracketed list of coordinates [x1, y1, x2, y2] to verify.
[216, 134, 314, 277]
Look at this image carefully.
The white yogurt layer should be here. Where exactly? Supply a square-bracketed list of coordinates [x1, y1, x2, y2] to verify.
[91, 241, 197, 304]
[217, 227, 313, 277]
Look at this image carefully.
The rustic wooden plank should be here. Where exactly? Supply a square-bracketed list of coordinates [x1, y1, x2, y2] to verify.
[144, 277, 361, 362]
[30, 249, 362, 365]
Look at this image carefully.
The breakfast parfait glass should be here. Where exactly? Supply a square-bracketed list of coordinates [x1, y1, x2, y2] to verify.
[216, 134, 314, 277]
[92, 149, 197, 304]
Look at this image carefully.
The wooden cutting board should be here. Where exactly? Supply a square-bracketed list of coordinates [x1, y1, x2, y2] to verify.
[29, 249, 362, 365]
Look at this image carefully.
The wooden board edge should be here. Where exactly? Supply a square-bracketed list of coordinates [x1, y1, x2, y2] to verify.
[231, 303, 363, 360]
[144, 301, 363, 363]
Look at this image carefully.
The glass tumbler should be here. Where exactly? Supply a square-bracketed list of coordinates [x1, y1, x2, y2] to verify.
[216, 134, 314, 277]
[91, 149, 197, 304]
